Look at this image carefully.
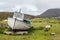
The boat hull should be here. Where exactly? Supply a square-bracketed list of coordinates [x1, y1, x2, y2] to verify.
[8, 18, 30, 30]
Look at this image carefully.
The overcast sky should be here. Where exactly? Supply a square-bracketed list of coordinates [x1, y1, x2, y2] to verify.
[0, 0, 60, 15]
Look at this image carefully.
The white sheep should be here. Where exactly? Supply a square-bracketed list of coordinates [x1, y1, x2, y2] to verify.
[45, 25, 52, 31]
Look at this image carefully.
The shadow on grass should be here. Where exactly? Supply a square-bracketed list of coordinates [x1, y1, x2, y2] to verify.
[28, 26, 44, 35]
[0, 26, 45, 36]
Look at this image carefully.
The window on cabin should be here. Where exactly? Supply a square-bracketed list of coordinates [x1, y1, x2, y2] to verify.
[13, 12, 24, 20]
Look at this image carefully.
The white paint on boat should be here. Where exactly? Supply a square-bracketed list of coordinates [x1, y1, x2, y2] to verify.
[8, 18, 15, 29]
[8, 18, 30, 30]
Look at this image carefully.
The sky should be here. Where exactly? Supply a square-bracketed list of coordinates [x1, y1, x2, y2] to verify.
[0, 0, 60, 16]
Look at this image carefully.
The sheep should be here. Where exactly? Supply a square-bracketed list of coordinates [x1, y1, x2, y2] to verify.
[45, 25, 52, 31]
[50, 33, 56, 36]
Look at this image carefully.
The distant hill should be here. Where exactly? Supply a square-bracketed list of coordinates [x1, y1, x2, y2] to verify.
[0, 12, 38, 20]
[0, 12, 13, 20]
[39, 8, 60, 18]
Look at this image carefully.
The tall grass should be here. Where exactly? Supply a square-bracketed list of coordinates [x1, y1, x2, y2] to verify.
[0, 18, 60, 40]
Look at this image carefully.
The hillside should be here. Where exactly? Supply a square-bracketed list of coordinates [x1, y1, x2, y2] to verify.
[39, 8, 60, 18]
[0, 12, 13, 20]
[0, 12, 37, 20]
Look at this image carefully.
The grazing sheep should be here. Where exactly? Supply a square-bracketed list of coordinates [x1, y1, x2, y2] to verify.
[50, 33, 55, 36]
[45, 25, 52, 31]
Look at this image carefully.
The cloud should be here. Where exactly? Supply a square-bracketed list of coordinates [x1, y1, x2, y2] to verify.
[0, 0, 60, 9]
[12, 4, 39, 15]
[32, 0, 60, 10]
[0, 0, 60, 15]
[0, 2, 5, 5]
[12, 4, 38, 12]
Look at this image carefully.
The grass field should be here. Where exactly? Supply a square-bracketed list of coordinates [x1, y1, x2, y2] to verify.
[0, 18, 60, 40]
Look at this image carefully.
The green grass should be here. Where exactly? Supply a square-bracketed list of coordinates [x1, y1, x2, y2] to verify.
[0, 18, 60, 40]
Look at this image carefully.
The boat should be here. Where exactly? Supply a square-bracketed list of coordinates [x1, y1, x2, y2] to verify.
[7, 11, 31, 31]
